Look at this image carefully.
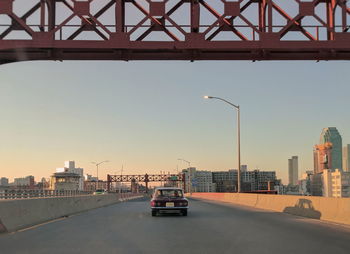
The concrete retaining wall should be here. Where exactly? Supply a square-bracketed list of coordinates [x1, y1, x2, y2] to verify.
[190, 193, 350, 225]
[0, 193, 143, 233]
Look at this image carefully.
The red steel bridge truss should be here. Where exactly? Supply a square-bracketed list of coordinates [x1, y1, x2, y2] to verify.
[107, 173, 186, 192]
[0, 0, 349, 63]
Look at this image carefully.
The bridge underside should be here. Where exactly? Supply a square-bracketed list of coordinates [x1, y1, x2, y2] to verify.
[1, 43, 350, 64]
[0, 0, 349, 63]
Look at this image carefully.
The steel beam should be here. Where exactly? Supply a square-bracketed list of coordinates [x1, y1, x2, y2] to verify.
[0, 0, 349, 63]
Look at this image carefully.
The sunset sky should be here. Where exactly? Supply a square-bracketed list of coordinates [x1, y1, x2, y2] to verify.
[1, 60, 350, 183]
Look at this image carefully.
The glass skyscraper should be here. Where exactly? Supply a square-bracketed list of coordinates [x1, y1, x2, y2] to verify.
[319, 127, 343, 170]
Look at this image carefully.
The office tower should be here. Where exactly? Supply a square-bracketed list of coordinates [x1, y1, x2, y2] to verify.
[319, 127, 343, 170]
[288, 156, 298, 185]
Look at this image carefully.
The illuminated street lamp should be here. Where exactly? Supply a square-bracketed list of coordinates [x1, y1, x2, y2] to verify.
[178, 158, 192, 194]
[204, 96, 241, 193]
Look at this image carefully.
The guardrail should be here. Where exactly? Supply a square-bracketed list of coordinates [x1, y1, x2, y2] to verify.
[0, 189, 93, 199]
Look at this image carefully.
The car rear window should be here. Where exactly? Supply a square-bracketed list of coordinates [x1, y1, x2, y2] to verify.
[155, 189, 183, 198]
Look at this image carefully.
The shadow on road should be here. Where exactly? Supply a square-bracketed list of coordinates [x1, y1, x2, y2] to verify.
[283, 199, 321, 219]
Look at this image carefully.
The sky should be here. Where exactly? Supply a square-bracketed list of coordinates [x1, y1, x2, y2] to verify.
[1, 60, 350, 184]
[0, 0, 350, 184]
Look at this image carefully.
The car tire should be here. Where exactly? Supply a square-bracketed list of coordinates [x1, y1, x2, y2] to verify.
[182, 210, 187, 216]
[151, 210, 157, 217]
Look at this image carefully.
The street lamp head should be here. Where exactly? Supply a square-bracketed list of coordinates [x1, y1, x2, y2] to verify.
[204, 95, 213, 99]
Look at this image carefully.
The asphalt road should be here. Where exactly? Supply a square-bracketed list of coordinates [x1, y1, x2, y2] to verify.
[1, 197, 350, 254]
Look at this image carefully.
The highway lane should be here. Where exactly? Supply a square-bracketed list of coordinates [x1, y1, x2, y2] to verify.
[0, 197, 350, 254]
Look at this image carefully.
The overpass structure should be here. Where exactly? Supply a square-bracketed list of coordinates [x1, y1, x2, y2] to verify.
[0, 0, 350, 64]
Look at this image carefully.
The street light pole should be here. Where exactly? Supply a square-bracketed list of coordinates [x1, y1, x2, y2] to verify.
[119, 164, 123, 194]
[91, 160, 109, 189]
[204, 96, 241, 193]
[178, 158, 192, 194]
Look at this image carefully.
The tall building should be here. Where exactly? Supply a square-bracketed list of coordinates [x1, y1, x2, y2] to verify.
[343, 144, 350, 172]
[0, 177, 9, 186]
[288, 156, 298, 185]
[319, 127, 343, 170]
[56, 161, 84, 191]
[314, 143, 333, 174]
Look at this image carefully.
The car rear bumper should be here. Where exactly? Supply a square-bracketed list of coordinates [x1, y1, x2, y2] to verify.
[151, 207, 188, 210]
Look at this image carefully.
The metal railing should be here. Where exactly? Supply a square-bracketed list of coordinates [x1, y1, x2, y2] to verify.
[0, 189, 93, 200]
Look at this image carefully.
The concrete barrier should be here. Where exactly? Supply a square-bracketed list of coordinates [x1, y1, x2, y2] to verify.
[0, 193, 143, 233]
[190, 193, 350, 225]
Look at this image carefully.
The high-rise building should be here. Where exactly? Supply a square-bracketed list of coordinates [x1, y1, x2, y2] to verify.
[288, 156, 298, 185]
[0, 177, 9, 186]
[319, 127, 343, 170]
[343, 144, 350, 172]
[314, 143, 333, 174]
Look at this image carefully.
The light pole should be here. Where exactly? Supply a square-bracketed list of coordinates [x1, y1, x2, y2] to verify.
[178, 158, 192, 194]
[91, 160, 109, 189]
[204, 95, 241, 193]
[119, 164, 123, 194]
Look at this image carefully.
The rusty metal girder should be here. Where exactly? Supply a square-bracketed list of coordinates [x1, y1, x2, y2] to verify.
[0, 0, 349, 63]
[107, 173, 186, 192]
[108, 174, 185, 183]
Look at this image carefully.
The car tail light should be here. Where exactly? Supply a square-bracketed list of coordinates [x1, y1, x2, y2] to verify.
[151, 201, 156, 207]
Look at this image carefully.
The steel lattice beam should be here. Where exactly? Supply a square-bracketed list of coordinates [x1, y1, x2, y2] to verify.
[107, 173, 186, 192]
[0, 0, 350, 63]
[107, 174, 185, 183]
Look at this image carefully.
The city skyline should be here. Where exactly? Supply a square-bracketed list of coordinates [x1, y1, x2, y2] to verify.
[1, 61, 350, 184]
